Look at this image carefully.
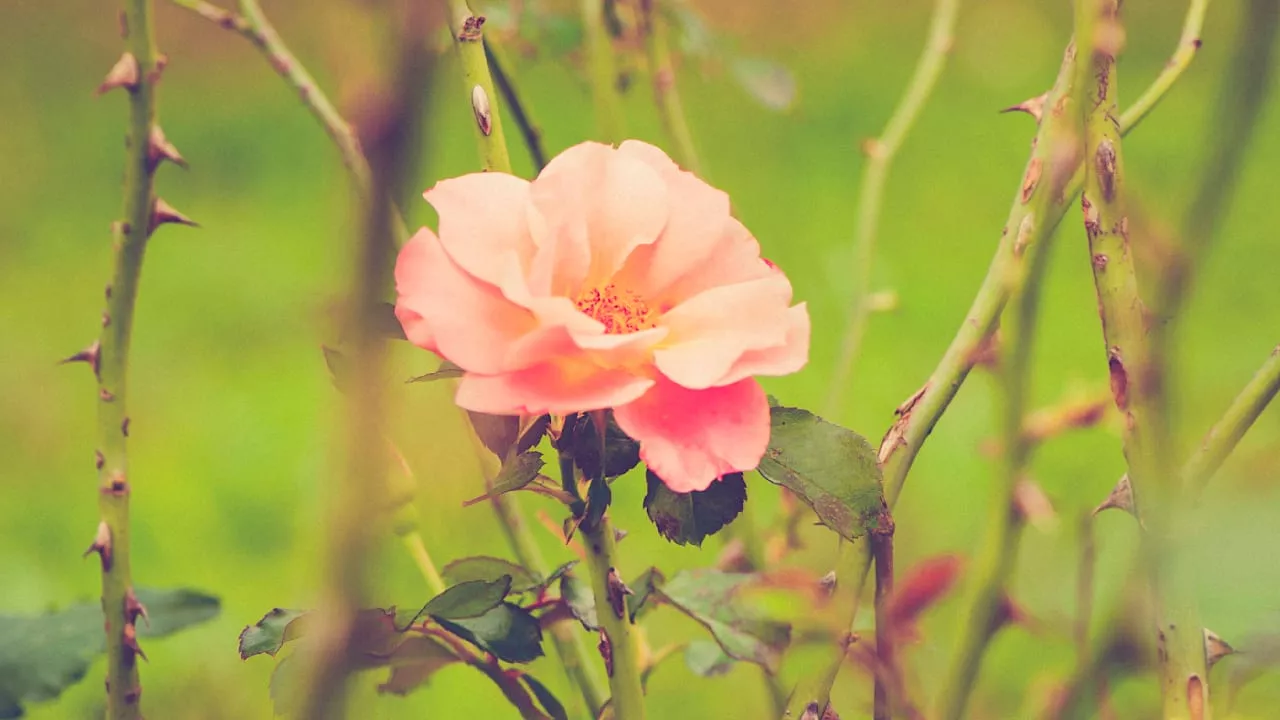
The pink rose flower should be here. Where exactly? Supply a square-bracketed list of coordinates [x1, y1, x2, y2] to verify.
[395, 141, 809, 493]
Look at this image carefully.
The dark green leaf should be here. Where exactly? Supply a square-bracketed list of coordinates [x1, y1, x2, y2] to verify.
[655, 570, 790, 673]
[442, 556, 540, 593]
[643, 471, 746, 546]
[377, 636, 461, 696]
[239, 608, 310, 659]
[406, 359, 464, 383]
[490, 452, 546, 498]
[572, 412, 640, 480]
[434, 603, 544, 664]
[422, 577, 512, 621]
[468, 411, 520, 457]
[560, 571, 598, 631]
[537, 561, 577, 593]
[685, 640, 735, 677]
[730, 57, 797, 112]
[756, 406, 887, 542]
[522, 674, 570, 720]
[626, 567, 665, 623]
[584, 474, 611, 533]
[517, 415, 550, 454]
[0, 588, 220, 717]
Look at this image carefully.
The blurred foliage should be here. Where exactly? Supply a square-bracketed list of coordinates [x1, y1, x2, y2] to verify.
[2, 0, 1280, 717]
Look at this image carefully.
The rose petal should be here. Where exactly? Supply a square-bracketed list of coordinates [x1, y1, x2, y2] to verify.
[425, 173, 536, 293]
[394, 228, 534, 374]
[614, 375, 769, 493]
[652, 274, 795, 389]
[645, 217, 776, 308]
[527, 142, 669, 297]
[456, 361, 655, 416]
[716, 303, 811, 385]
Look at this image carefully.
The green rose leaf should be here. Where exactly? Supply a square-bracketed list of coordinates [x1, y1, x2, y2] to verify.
[559, 571, 598, 631]
[655, 570, 790, 673]
[239, 608, 310, 659]
[643, 470, 747, 546]
[756, 406, 888, 542]
[420, 576, 512, 621]
[626, 567, 665, 623]
[442, 556, 540, 594]
[406, 359, 464, 383]
[0, 588, 220, 717]
[572, 412, 641, 480]
[434, 603, 544, 664]
[522, 673, 570, 720]
[685, 640, 736, 678]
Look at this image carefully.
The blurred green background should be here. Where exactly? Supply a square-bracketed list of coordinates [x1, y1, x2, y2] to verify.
[3, 0, 1279, 717]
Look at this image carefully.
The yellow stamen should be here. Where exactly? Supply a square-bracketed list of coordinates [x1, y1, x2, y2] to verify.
[574, 283, 655, 334]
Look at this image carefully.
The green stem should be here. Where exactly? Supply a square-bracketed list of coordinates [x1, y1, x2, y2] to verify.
[484, 36, 549, 172]
[93, 0, 167, 715]
[582, 0, 625, 142]
[447, 0, 512, 172]
[1076, 2, 1206, 717]
[641, 0, 700, 174]
[792, 3, 1210, 710]
[300, 5, 433, 717]
[934, 38, 1081, 720]
[871, 533, 895, 720]
[1185, 345, 1280, 493]
[827, 0, 961, 415]
[167, 0, 408, 243]
[403, 531, 447, 596]
[581, 509, 647, 719]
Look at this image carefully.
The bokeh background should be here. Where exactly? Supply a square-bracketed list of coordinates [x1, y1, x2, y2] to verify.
[3, 0, 1279, 717]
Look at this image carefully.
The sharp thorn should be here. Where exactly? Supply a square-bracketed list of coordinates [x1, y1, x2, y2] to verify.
[83, 520, 113, 570]
[148, 197, 199, 235]
[1093, 474, 1136, 517]
[59, 340, 102, 379]
[1001, 92, 1048, 123]
[96, 52, 139, 95]
[125, 588, 150, 628]
[123, 621, 148, 662]
[147, 125, 187, 170]
[1205, 629, 1235, 669]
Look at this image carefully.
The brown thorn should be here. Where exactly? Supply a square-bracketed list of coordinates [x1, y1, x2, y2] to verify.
[1205, 629, 1235, 669]
[597, 628, 614, 677]
[96, 53, 139, 95]
[1093, 474, 1136, 517]
[123, 621, 148, 662]
[59, 340, 102, 380]
[125, 588, 150, 628]
[84, 520, 113, 571]
[147, 125, 187, 170]
[121, 417, 130, 437]
[99, 388, 116, 402]
[95, 450, 105, 470]
[1000, 92, 1048, 123]
[148, 197, 199, 236]
[605, 567, 633, 621]
[147, 54, 169, 85]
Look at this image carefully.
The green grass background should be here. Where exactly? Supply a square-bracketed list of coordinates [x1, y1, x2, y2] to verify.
[2, 0, 1279, 717]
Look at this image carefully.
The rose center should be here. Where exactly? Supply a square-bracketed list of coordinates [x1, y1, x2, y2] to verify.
[575, 283, 655, 334]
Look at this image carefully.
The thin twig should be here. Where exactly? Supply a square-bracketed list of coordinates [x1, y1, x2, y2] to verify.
[827, 0, 961, 415]
[1185, 345, 1280, 493]
[934, 38, 1082, 719]
[872, 532, 896, 720]
[300, 3, 435, 716]
[642, 0, 701, 174]
[582, 0, 625, 141]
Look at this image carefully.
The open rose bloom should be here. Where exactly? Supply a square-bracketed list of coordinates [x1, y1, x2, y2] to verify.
[395, 141, 809, 493]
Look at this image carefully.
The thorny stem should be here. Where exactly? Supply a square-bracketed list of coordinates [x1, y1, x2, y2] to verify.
[446, 0, 513, 172]
[871, 533, 895, 720]
[582, 0, 626, 142]
[1076, 1, 1208, 717]
[484, 36, 549, 172]
[641, 0, 700, 174]
[827, 0, 961, 415]
[790, 2, 1210, 712]
[91, 0, 174, 714]
[167, 0, 409, 243]
[1185, 346, 1280, 494]
[935, 39, 1082, 720]
[300, 4, 434, 718]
